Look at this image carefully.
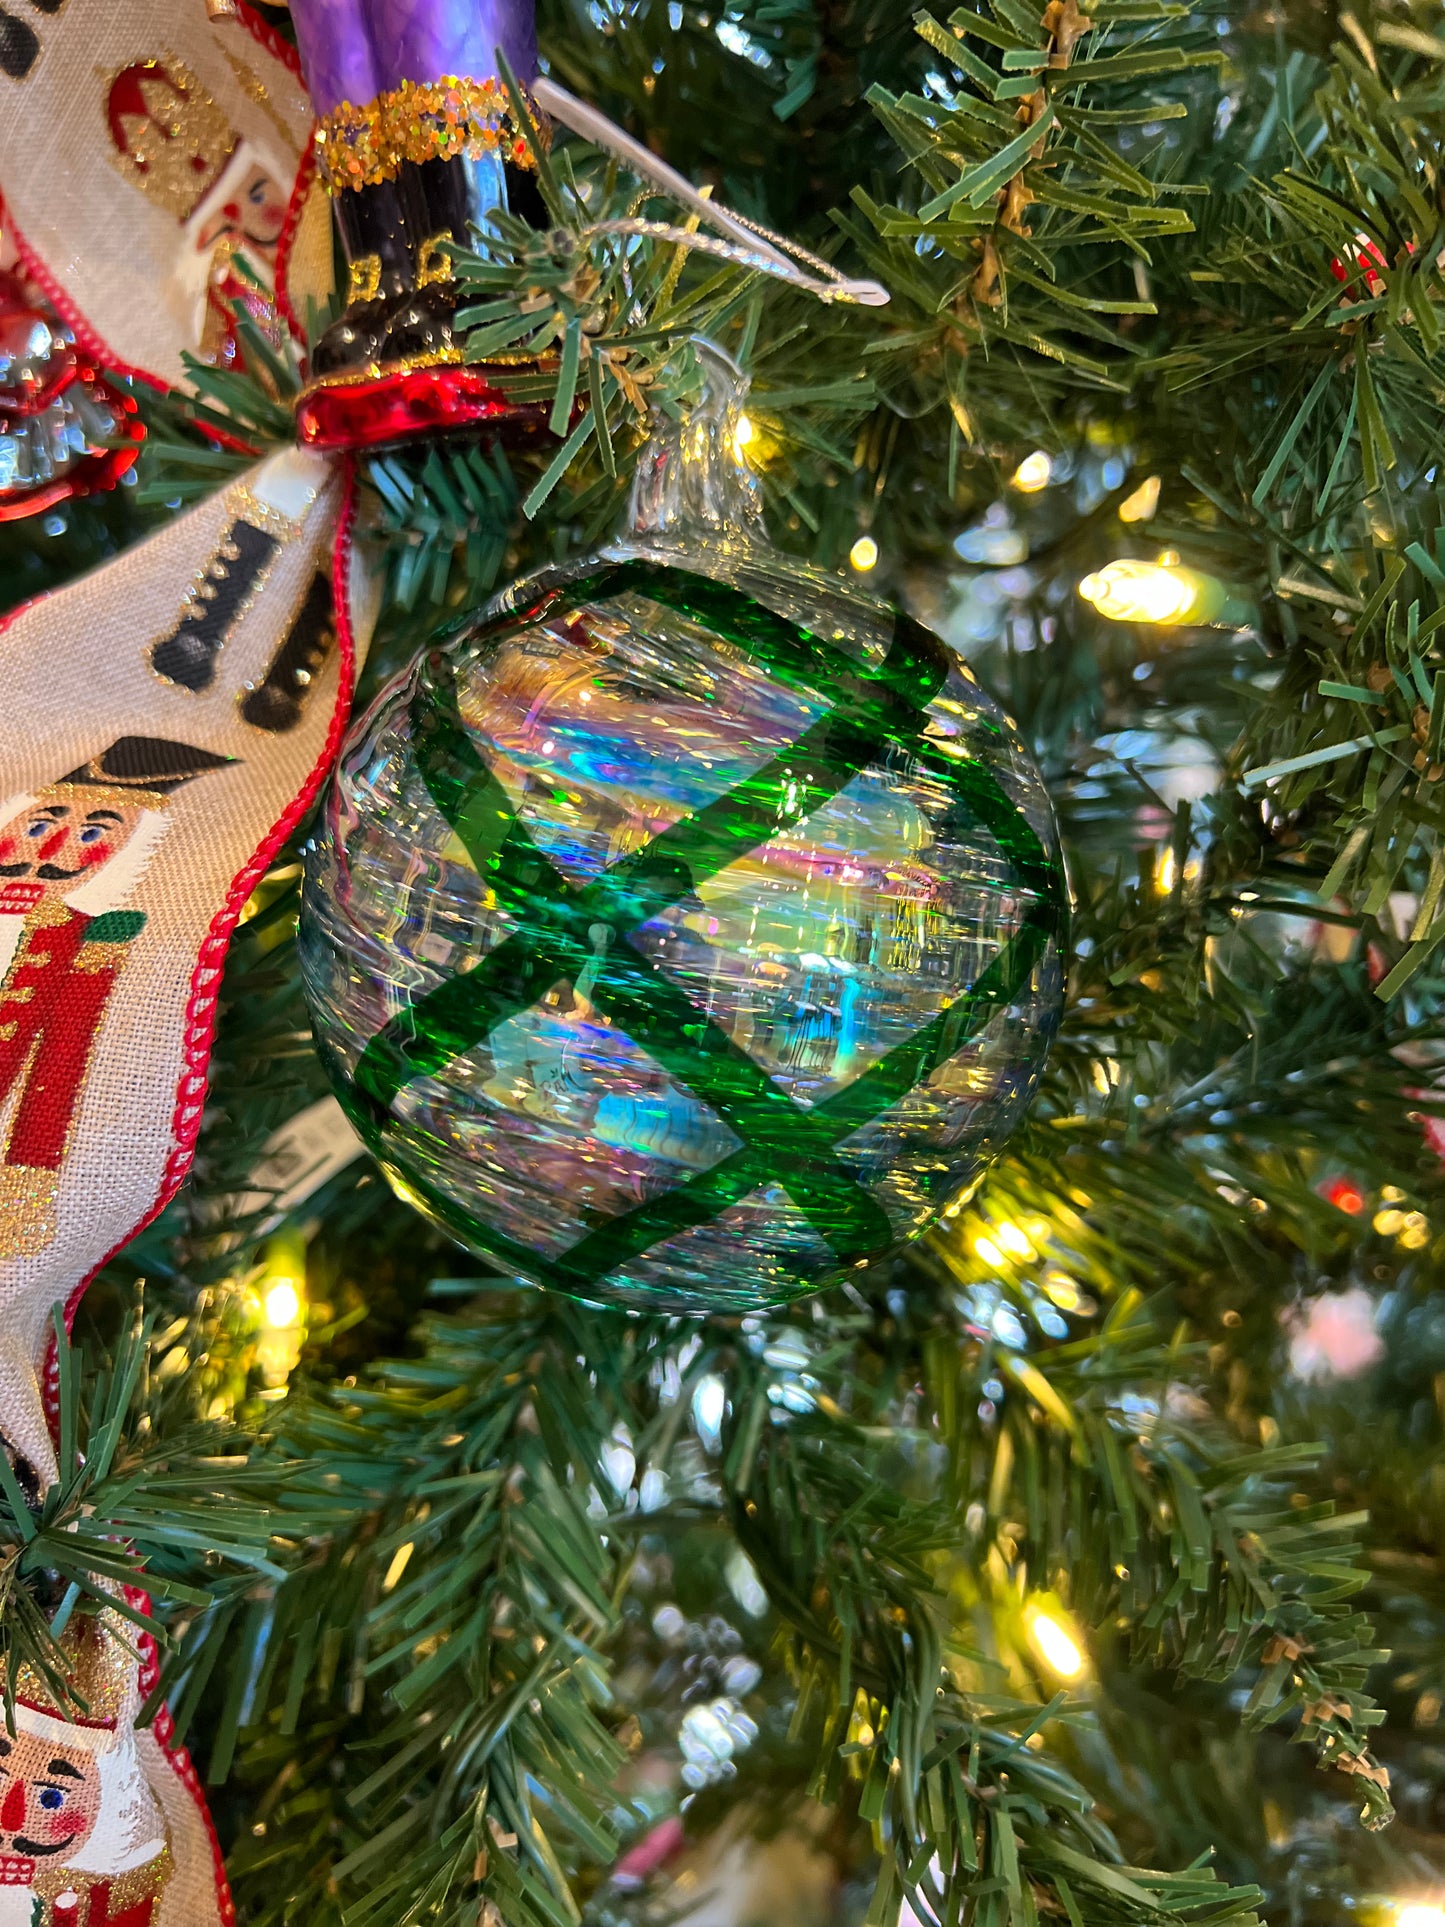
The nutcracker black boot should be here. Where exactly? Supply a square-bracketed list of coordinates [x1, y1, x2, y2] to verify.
[296, 130, 550, 451]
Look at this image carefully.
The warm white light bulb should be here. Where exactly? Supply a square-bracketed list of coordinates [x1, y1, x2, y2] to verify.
[1011, 450, 1052, 493]
[1027, 1606, 1087, 1680]
[1395, 1906, 1445, 1927]
[263, 1279, 301, 1328]
[849, 534, 880, 572]
[1117, 475, 1161, 523]
[1078, 559, 1198, 625]
[995, 1221, 1034, 1260]
[733, 413, 756, 457]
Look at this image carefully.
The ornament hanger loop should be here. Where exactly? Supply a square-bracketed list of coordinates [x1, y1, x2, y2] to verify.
[532, 78, 891, 309]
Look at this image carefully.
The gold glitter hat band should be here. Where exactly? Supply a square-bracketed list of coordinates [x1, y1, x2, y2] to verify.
[314, 77, 545, 194]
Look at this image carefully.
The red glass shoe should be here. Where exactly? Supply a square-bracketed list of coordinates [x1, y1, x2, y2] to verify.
[294, 355, 549, 453]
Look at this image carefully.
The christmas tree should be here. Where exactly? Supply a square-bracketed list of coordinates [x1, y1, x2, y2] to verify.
[3, 0, 1445, 1921]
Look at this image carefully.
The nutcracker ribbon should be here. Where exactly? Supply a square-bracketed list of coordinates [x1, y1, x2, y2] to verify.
[0, 0, 323, 385]
[0, 434, 368, 1921]
[0, 2, 373, 1916]
[0, 1592, 230, 1927]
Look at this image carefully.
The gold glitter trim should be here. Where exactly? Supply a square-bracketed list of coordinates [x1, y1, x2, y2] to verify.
[74, 943, 127, 973]
[16, 898, 76, 930]
[105, 55, 238, 223]
[348, 253, 383, 303]
[0, 1165, 58, 1260]
[15, 1607, 133, 1724]
[37, 1841, 175, 1912]
[314, 77, 544, 194]
[295, 343, 465, 403]
[36, 782, 170, 811]
[229, 483, 305, 542]
[416, 232, 455, 289]
[221, 44, 304, 158]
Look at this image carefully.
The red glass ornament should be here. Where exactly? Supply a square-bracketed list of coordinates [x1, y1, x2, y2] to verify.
[0, 271, 144, 522]
[1329, 233, 1397, 296]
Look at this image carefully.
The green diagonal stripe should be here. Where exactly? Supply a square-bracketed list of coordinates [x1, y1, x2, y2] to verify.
[814, 914, 1055, 1141]
[581, 936, 896, 1262]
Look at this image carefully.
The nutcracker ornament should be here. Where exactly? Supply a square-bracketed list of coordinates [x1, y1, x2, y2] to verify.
[0, 10, 313, 395]
[0, 1599, 228, 1927]
[300, 352, 1068, 1312]
[287, 0, 548, 451]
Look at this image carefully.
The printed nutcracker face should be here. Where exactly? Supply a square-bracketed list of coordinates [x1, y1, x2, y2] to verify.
[195, 163, 287, 262]
[0, 796, 148, 906]
[0, 1729, 101, 1864]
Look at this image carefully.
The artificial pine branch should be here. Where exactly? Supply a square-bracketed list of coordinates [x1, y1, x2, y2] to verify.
[19, 0, 1445, 1918]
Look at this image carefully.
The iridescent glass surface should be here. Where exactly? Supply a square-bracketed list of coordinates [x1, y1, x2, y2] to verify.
[300, 537, 1067, 1311]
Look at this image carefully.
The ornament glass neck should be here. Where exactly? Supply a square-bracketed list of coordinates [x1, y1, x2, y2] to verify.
[623, 347, 765, 562]
[617, 345, 893, 662]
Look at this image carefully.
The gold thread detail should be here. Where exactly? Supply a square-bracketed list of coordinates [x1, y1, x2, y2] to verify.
[313, 77, 545, 194]
[104, 55, 238, 223]
[74, 943, 130, 974]
[36, 1842, 175, 1914]
[221, 44, 304, 159]
[416, 232, 455, 289]
[0, 1165, 59, 1260]
[15, 1605, 134, 1725]
[229, 484, 304, 542]
[295, 343, 467, 403]
[347, 253, 384, 303]
[147, 482, 300, 698]
[35, 782, 170, 812]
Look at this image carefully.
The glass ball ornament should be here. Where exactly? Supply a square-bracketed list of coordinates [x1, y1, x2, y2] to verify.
[299, 359, 1067, 1312]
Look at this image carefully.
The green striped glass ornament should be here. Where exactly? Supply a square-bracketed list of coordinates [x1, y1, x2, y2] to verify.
[299, 376, 1067, 1311]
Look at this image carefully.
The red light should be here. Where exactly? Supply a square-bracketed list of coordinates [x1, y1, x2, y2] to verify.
[1322, 1176, 1366, 1216]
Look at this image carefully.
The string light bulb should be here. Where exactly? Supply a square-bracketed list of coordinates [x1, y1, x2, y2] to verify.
[255, 1230, 307, 1391]
[1118, 475, 1161, 523]
[732, 411, 779, 468]
[1011, 450, 1053, 493]
[263, 1279, 301, 1328]
[1394, 1905, 1445, 1927]
[995, 1220, 1035, 1260]
[1024, 1602, 1089, 1681]
[1079, 559, 1201, 625]
[1321, 1175, 1367, 1216]
[849, 534, 880, 572]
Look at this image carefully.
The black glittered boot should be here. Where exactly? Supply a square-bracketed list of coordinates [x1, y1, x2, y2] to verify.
[307, 176, 421, 380]
[296, 144, 550, 451]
